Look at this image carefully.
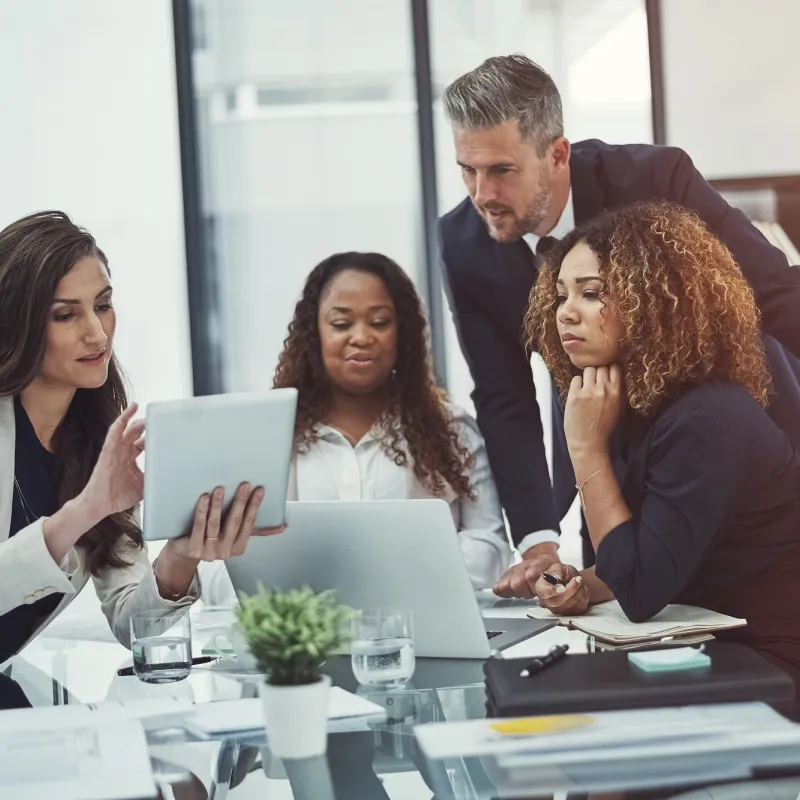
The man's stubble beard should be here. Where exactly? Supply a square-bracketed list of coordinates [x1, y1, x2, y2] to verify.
[482, 173, 553, 244]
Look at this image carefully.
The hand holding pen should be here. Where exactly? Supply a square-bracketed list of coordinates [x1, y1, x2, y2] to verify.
[541, 571, 569, 588]
[535, 563, 590, 616]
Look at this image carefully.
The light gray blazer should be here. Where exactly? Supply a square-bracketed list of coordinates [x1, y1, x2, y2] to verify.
[0, 396, 196, 655]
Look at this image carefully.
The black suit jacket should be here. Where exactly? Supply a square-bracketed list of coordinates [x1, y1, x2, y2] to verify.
[595, 381, 800, 623]
[439, 139, 800, 545]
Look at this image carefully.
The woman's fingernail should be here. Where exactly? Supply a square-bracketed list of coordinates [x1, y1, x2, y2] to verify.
[202, 495, 210, 509]
[556, 585, 566, 594]
[576, 576, 583, 584]
[215, 487, 224, 499]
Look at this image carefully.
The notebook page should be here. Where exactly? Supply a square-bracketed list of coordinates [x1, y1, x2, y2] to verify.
[528, 600, 745, 641]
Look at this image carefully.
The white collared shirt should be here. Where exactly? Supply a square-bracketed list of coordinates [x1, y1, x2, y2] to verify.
[516, 189, 576, 556]
[199, 404, 513, 606]
[522, 189, 575, 255]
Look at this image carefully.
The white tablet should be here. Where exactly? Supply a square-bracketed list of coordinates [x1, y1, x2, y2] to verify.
[142, 388, 297, 541]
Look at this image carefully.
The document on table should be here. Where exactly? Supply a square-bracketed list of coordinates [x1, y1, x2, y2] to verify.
[186, 686, 386, 738]
[414, 702, 800, 766]
[527, 600, 745, 644]
[0, 719, 155, 800]
[0, 695, 194, 732]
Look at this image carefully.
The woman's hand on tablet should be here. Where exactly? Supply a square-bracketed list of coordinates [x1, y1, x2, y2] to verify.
[155, 482, 284, 598]
[44, 404, 146, 566]
[80, 403, 146, 520]
[183, 482, 284, 560]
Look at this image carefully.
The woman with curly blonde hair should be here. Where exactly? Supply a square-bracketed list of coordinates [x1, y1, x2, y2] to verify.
[526, 201, 800, 688]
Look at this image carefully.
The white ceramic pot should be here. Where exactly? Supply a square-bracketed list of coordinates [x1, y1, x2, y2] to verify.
[259, 674, 331, 759]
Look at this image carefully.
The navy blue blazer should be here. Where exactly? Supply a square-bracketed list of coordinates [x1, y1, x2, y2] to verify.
[439, 139, 800, 544]
[595, 382, 800, 623]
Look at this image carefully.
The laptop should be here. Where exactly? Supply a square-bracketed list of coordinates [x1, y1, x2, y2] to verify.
[225, 499, 550, 658]
[142, 388, 297, 541]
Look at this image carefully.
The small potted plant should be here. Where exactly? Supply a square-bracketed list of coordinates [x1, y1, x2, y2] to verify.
[236, 585, 352, 759]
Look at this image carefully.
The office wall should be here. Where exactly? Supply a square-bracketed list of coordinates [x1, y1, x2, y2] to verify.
[0, 0, 192, 410]
[661, 0, 800, 178]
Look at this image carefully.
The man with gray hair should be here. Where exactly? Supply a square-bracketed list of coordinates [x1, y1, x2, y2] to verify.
[438, 54, 800, 599]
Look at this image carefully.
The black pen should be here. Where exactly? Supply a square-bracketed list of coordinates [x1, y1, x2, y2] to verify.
[541, 571, 569, 587]
[519, 644, 569, 678]
[117, 656, 218, 677]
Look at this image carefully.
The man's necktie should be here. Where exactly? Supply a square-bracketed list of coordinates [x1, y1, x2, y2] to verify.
[536, 235, 557, 260]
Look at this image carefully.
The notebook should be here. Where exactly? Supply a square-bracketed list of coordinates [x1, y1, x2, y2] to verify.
[527, 600, 745, 646]
[594, 632, 715, 652]
[483, 642, 794, 717]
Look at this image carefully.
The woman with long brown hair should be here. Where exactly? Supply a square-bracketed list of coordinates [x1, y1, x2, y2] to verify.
[523, 201, 800, 689]
[0, 211, 278, 661]
[210, 251, 509, 592]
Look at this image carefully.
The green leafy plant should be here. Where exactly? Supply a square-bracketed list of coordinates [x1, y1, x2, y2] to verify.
[236, 586, 353, 686]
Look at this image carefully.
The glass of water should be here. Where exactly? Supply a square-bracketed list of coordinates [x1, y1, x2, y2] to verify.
[351, 608, 415, 687]
[130, 611, 192, 683]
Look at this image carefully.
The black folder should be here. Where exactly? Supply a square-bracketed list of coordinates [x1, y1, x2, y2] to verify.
[484, 642, 794, 717]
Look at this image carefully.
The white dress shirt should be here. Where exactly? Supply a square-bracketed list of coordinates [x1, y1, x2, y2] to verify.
[516, 189, 575, 556]
[199, 404, 513, 605]
[522, 189, 575, 255]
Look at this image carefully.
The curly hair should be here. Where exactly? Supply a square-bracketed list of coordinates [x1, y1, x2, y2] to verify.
[527, 201, 771, 414]
[273, 252, 474, 498]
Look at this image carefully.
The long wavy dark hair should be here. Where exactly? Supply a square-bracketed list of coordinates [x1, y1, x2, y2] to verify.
[0, 211, 143, 576]
[274, 252, 473, 498]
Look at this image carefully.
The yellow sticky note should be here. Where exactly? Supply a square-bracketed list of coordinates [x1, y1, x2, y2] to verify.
[489, 715, 594, 736]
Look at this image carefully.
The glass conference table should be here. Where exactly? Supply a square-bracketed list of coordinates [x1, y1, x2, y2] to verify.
[6, 604, 800, 800]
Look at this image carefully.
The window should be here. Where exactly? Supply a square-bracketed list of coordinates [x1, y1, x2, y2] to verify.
[255, 84, 393, 107]
[190, 0, 208, 50]
[188, 0, 421, 392]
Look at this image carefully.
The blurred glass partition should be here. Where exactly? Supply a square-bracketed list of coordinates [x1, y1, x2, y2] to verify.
[188, 0, 422, 392]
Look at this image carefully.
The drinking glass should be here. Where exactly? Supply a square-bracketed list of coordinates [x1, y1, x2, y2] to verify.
[351, 608, 415, 687]
[130, 611, 192, 683]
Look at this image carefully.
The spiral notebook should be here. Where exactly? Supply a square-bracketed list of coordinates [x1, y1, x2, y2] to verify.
[527, 600, 746, 646]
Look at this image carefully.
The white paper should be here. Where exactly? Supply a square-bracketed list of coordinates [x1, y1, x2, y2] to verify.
[186, 686, 386, 737]
[413, 702, 800, 765]
[0, 695, 194, 732]
[0, 720, 155, 800]
[528, 600, 745, 642]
